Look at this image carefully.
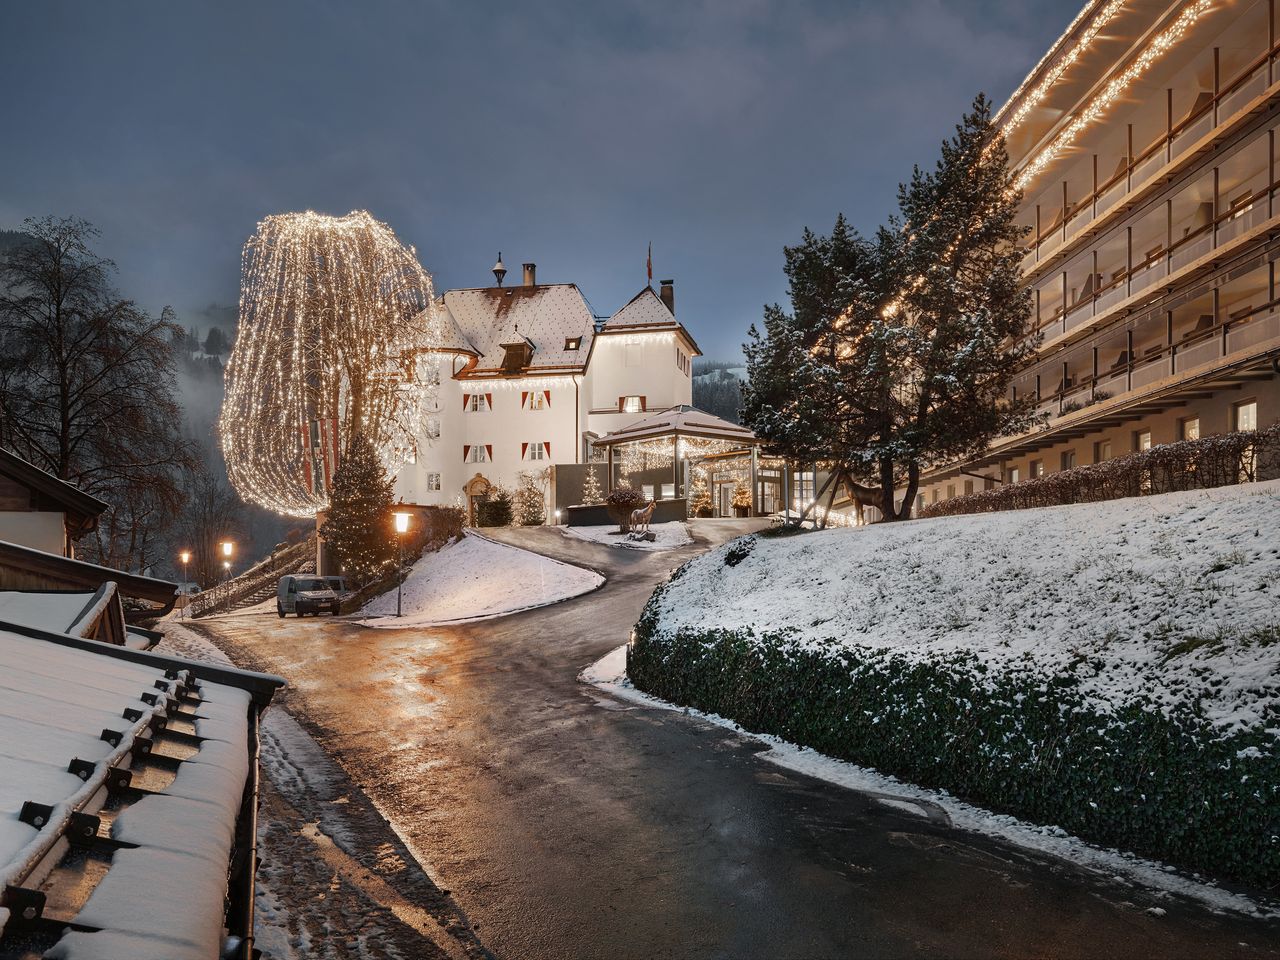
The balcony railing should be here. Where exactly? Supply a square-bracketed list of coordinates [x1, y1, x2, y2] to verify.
[1022, 39, 1280, 270]
[1019, 303, 1280, 422]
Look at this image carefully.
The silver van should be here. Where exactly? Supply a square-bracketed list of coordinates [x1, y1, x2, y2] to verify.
[277, 575, 340, 617]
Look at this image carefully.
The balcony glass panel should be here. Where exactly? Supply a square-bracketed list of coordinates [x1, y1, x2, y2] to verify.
[1174, 335, 1222, 373]
[1218, 64, 1268, 126]
[1216, 201, 1270, 244]
[1038, 229, 1063, 260]
[1131, 356, 1170, 388]
[1092, 278, 1129, 316]
[1171, 110, 1213, 162]
[1096, 176, 1127, 217]
[1130, 147, 1165, 191]
[1128, 258, 1167, 296]
[1170, 231, 1212, 271]
[1226, 311, 1280, 352]
[1094, 370, 1128, 397]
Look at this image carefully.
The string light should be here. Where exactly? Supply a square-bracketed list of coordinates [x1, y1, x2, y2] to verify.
[220, 210, 449, 518]
[1013, 0, 1214, 192]
[995, 0, 1125, 137]
[600, 332, 676, 346]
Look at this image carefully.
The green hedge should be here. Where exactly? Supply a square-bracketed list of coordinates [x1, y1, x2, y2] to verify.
[629, 579, 1280, 887]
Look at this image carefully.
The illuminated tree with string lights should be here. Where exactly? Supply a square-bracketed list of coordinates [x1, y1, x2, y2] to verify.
[220, 210, 448, 517]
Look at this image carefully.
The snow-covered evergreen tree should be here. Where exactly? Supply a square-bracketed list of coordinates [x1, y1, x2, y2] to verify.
[581, 464, 604, 505]
[513, 470, 547, 526]
[743, 94, 1039, 521]
[318, 433, 395, 585]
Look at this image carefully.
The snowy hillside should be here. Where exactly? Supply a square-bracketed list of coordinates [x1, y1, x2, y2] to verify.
[360, 532, 602, 627]
[646, 480, 1280, 734]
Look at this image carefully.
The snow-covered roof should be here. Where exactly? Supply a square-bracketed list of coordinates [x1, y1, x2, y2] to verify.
[0, 591, 96, 635]
[594, 405, 759, 448]
[601, 285, 678, 331]
[0, 447, 108, 539]
[0, 621, 284, 958]
[439, 284, 597, 375]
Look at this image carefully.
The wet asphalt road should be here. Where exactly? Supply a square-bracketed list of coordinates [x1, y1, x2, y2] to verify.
[195, 520, 1280, 960]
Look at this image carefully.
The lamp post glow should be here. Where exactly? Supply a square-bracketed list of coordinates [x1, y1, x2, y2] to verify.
[219, 542, 234, 613]
[179, 551, 191, 619]
[393, 512, 411, 617]
[554, 509, 561, 525]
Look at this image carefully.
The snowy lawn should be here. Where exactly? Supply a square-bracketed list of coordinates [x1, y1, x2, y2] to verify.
[562, 521, 692, 551]
[645, 481, 1280, 733]
[359, 531, 603, 628]
[630, 480, 1280, 888]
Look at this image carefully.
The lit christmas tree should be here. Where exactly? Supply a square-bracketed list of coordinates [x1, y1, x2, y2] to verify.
[732, 478, 752, 513]
[581, 464, 604, 505]
[689, 468, 711, 516]
[514, 470, 547, 526]
[318, 434, 395, 586]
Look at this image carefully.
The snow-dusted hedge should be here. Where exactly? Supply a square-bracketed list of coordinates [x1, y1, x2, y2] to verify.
[922, 424, 1280, 518]
[628, 485, 1280, 886]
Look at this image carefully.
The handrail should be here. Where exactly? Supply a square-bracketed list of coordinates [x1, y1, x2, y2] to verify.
[1027, 39, 1280, 252]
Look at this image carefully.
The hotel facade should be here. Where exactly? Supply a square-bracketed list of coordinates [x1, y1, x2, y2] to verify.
[915, 0, 1280, 506]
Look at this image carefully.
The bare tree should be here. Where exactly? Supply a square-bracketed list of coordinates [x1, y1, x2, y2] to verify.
[172, 462, 246, 586]
[0, 216, 196, 568]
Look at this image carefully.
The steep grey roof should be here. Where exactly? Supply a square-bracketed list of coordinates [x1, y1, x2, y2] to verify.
[428, 299, 480, 357]
[602, 285, 677, 330]
[440, 284, 596, 375]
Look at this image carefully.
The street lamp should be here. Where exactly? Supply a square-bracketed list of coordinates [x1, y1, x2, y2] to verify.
[393, 512, 411, 618]
[554, 509, 561, 525]
[179, 550, 191, 619]
[220, 541, 234, 612]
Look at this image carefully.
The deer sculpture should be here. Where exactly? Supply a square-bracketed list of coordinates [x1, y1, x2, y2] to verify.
[629, 500, 656, 536]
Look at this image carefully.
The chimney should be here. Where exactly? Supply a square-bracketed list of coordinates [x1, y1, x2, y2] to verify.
[522, 263, 537, 287]
[659, 279, 675, 316]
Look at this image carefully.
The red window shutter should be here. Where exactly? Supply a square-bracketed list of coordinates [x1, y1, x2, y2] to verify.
[521, 391, 528, 409]
[543, 390, 551, 408]
[521, 442, 528, 459]
[485, 444, 493, 460]
[618, 396, 624, 411]
[463, 393, 469, 410]
[485, 393, 493, 410]
[640, 396, 647, 411]
[544, 441, 551, 458]
[463, 445, 471, 461]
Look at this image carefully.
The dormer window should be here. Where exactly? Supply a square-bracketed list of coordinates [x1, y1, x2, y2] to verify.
[501, 340, 533, 373]
[564, 336, 581, 351]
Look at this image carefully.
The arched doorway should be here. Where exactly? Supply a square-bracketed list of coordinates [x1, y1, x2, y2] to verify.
[463, 473, 491, 525]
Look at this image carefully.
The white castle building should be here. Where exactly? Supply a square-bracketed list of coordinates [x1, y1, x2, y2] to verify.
[394, 260, 702, 520]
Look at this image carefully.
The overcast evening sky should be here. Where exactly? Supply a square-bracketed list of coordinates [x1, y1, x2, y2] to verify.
[1, 0, 1078, 362]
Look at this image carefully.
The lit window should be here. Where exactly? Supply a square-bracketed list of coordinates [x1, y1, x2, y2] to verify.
[426, 473, 441, 491]
[1234, 400, 1257, 432]
[1008, 467, 1021, 484]
[466, 445, 488, 463]
[527, 442, 545, 461]
[1135, 430, 1152, 451]
[528, 392, 546, 410]
[622, 395, 643, 413]
[564, 337, 581, 351]
[467, 393, 484, 412]
[1179, 417, 1200, 441]
[1029, 459, 1043, 479]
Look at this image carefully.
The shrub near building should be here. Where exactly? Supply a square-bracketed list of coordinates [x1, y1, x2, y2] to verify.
[628, 484, 1280, 887]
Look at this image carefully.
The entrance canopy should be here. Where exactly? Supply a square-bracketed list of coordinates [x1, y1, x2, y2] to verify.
[593, 406, 765, 517]
[593, 405, 759, 450]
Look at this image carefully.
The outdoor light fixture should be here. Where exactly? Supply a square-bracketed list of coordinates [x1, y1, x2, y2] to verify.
[554, 509, 562, 523]
[221, 540, 234, 558]
[393, 512, 411, 616]
[178, 551, 191, 619]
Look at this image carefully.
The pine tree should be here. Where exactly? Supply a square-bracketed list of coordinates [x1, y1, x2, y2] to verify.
[319, 433, 395, 585]
[580, 464, 604, 505]
[476, 485, 513, 527]
[743, 94, 1039, 521]
[202, 326, 228, 357]
[513, 470, 546, 526]
[731, 479, 751, 511]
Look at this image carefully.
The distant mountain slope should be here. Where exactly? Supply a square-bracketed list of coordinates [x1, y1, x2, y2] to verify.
[692, 360, 744, 424]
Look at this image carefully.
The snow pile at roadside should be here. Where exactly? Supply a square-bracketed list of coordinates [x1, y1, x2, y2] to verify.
[563, 521, 692, 551]
[360, 532, 603, 628]
[647, 480, 1280, 734]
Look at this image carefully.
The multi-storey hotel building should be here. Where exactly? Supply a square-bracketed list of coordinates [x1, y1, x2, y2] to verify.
[917, 0, 1280, 506]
